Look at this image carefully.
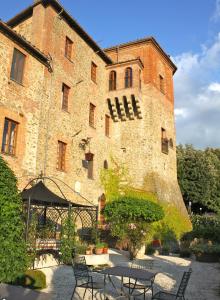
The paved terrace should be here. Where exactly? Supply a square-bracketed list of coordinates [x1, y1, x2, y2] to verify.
[0, 249, 219, 299]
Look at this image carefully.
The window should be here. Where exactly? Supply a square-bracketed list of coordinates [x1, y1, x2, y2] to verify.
[65, 36, 73, 60]
[104, 160, 108, 169]
[62, 83, 70, 111]
[105, 115, 110, 137]
[89, 103, 96, 127]
[87, 154, 94, 179]
[57, 141, 66, 171]
[161, 128, 169, 154]
[91, 62, 97, 83]
[159, 75, 165, 94]
[109, 71, 116, 91]
[125, 67, 133, 88]
[1, 118, 18, 155]
[10, 48, 26, 84]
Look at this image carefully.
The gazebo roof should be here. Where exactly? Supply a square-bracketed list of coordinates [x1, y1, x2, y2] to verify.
[21, 181, 92, 208]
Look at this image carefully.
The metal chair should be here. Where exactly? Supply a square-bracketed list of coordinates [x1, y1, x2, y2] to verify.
[152, 268, 192, 300]
[123, 259, 155, 300]
[71, 255, 104, 299]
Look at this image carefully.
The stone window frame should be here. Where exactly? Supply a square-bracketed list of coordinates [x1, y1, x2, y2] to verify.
[91, 61, 97, 83]
[65, 36, 73, 60]
[161, 127, 169, 155]
[125, 67, 133, 88]
[89, 103, 96, 128]
[10, 48, 26, 85]
[1, 118, 18, 156]
[62, 83, 70, 111]
[109, 70, 117, 91]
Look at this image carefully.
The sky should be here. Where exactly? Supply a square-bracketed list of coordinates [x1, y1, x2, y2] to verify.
[1, 0, 220, 149]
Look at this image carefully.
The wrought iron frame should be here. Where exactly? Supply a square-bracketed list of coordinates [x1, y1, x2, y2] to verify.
[22, 176, 98, 249]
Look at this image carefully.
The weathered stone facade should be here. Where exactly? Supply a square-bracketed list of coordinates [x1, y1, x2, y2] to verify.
[0, 0, 187, 214]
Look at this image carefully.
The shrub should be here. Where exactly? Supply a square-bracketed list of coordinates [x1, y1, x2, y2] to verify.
[179, 249, 191, 258]
[0, 155, 28, 283]
[60, 213, 76, 264]
[104, 196, 164, 259]
[13, 270, 46, 290]
[145, 244, 155, 255]
[191, 243, 220, 255]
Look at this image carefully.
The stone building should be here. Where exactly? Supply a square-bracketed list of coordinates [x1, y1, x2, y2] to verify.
[0, 0, 187, 214]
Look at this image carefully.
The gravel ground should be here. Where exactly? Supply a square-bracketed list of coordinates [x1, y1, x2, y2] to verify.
[40, 249, 220, 300]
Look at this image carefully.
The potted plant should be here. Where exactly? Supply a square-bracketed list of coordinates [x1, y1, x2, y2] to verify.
[95, 242, 105, 255]
[102, 242, 109, 254]
[85, 246, 93, 255]
[191, 243, 220, 262]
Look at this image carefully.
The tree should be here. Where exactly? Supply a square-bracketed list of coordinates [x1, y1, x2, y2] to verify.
[103, 196, 164, 259]
[177, 145, 220, 213]
[0, 156, 27, 282]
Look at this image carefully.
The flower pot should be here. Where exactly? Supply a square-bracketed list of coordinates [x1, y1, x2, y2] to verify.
[103, 247, 108, 254]
[95, 248, 103, 255]
[152, 239, 161, 248]
[195, 252, 219, 262]
[86, 249, 92, 255]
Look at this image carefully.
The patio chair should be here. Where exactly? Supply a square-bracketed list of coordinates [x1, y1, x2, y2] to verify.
[123, 259, 156, 300]
[71, 256, 104, 300]
[152, 268, 192, 300]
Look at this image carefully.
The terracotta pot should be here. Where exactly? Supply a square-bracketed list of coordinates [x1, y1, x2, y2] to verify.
[152, 239, 161, 248]
[95, 248, 103, 255]
[103, 247, 108, 254]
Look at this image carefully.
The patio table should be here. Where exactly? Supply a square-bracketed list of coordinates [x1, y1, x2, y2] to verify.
[101, 265, 157, 299]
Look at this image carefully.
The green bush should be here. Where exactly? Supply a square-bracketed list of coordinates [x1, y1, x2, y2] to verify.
[104, 196, 164, 259]
[13, 270, 46, 290]
[145, 244, 155, 255]
[191, 243, 220, 255]
[60, 213, 76, 264]
[0, 155, 28, 283]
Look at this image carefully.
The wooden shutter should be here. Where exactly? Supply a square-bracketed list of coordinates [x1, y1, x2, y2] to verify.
[105, 115, 110, 137]
[10, 48, 25, 84]
[91, 62, 97, 82]
[65, 37, 73, 60]
[57, 141, 66, 171]
[62, 84, 70, 111]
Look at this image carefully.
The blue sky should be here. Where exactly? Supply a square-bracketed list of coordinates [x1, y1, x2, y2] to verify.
[2, 0, 220, 148]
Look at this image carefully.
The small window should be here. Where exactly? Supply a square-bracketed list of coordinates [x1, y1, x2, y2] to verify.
[62, 83, 70, 111]
[1, 118, 18, 156]
[10, 48, 26, 84]
[88, 154, 94, 179]
[109, 71, 117, 91]
[57, 141, 66, 171]
[125, 67, 133, 88]
[104, 160, 108, 169]
[159, 75, 165, 94]
[91, 62, 97, 83]
[65, 36, 73, 60]
[105, 115, 110, 137]
[89, 103, 96, 127]
[161, 128, 168, 154]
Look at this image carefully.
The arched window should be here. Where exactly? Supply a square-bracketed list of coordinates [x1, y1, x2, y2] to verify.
[125, 67, 133, 88]
[109, 71, 117, 91]
[103, 160, 108, 169]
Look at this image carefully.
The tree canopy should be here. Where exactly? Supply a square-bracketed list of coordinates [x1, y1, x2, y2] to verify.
[177, 145, 220, 213]
[0, 156, 27, 282]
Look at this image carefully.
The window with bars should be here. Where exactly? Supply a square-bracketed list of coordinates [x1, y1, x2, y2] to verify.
[62, 83, 70, 111]
[89, 103, 96, 127]
[65, 36, 73, 60]
[125, 67, 133, 88]
[10, 48, 26, 84]
[159, 75, 165, 94]
[1, 118, 18, 156]
[109, 70, 117, 91]
[105, 115, 110, 137]
[57, 141, 66, 171]
[91, 62, 97, 83]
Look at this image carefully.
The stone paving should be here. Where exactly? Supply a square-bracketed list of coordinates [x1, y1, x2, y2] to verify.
[40, 249, 220, 300]
[1, 249, 219, 299]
